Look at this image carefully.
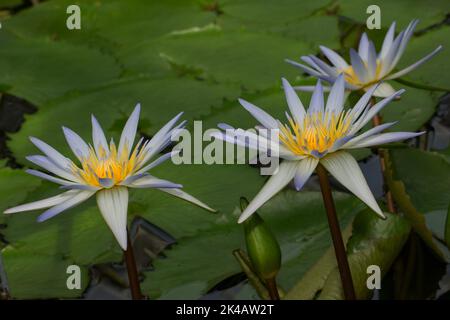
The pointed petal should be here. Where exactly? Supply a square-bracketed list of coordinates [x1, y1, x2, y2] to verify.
[294, 157, 318, 191]
[379, 21, 396, 60]
[391, 19, 419, 68]
[380, 30, 405, 76]
[126, 175, 182, 189]
[118, 103, 141, 158]
[349, 48, 369, 83]
[308, 80, 324, 114]
[239, 99, 278, 129]
[96, 187, 129, 250]
[320, 46, 349, 69]
[4, 190, 79, 214]
[158, 187, 216, 212]
[372, 82, 396, 98]
[62, 127, 90, 161]
[135, 151, 175, 175]
[385, 45, 443, 80]
[29, 137, 72, 169]
[358, 33, 369, 62]
[302, 55, 339, 77]
[346, 131, 424, 148]
[349, 89, 405, 134]
[91, 115, 110, 158]
[26, 169, 75, 186]
[321, 152, 384, 218]
[282, 78, 306, 124]
[238, 161, 298, 223]
[26, 155, 79, 182]
[285, 59, 324, 77]
[37, 190, 95, 222]
[343, 122, 397, 148]
[366, 41, 378, 79]
[325, 74, 345, 114]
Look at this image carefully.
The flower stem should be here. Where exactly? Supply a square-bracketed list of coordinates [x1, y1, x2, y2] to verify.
[316, 163, 356, 300]
[124, 230, 144, 300]
[370, 97, 396, 213]
[266, 277, 280, 300]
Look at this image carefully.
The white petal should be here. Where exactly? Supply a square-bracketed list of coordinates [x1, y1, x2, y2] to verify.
[349, 48, 369, 83]
[211, 129, 299, 160]
[26, 169, 76, 186]
[380, 30, 405, 77]
[325, 74, 345, 114]
[294, 85, 332, 92]
[308, 80, 324, 114]
[320, 151, 384, 218]
[379, 21, 396, 60]
[349, 89, 405, 134]
[346, 131, 424, 148]
[96, 187, 129, 250]
[358, 33, 369, 62]
[294, 157, 318, 191]
[282, 78, 306, 124]
[26, 155, 79, 182]
[319, 46, 349, 69]
[385, 45, 443, 80]
[348, 83, 378, 122]
[238, 160, 298, 223]
[29, 137, 72, 169]
[158, 187, 216, 212]
[37, 190, 95, 222]
[302, 55, 339, 77]
[239, 99, 278, 129]
[371, 82, 396, 98]
[285, 59, 325, 78]
[126, 175, 182, 189]
[4, 190, 79, 214]
[343, 122, 397, 148]
[366, 41, 378, 79]
[91, 115, 110, 158]
[135, 151, 175, 175]
[62, 127, 90, 161]
[118, 103, 141, 158]
[391, 20, 419, 69]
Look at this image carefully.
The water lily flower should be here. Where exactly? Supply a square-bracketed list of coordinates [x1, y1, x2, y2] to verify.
[4, 104, 214, 250]
[213, 75, 423, 223]
[287, 20, 442, 97]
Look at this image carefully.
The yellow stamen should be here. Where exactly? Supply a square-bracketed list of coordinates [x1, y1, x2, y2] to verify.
[340, 60, 383, 87]
[279, 110, 352, 157]
[73, 141, 146, 187]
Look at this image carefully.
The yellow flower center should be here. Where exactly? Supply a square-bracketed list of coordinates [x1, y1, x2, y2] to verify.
[73, 142, 141, 187]
[279, 110, 352, 157]
[340, 60, 383, 87]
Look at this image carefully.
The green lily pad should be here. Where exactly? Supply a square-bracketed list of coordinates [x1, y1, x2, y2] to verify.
[337, 0, 450, 28]
[142, 190, 364, 299]
[9, 77, 240, 164]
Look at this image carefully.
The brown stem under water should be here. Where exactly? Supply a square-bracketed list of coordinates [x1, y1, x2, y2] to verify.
[124, 230, 144, 300]
[370, 97, 396, 213]
[316, 164, 356, 300]
[265, 277, 280, 300]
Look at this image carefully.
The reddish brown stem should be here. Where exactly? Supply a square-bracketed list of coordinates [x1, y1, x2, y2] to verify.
[124, 231, 144, 300]
[316, 164, 356, 300]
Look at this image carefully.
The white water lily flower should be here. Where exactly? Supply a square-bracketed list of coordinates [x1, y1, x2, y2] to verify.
[4, 104, 214, 250]
[287, 20, 442, 97]
[213, 75, 423, 223]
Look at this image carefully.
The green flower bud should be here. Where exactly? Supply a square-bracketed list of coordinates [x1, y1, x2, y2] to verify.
[241, 197, 281, 280]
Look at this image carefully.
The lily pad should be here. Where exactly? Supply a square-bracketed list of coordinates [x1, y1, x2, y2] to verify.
[142, 190, 364, 299]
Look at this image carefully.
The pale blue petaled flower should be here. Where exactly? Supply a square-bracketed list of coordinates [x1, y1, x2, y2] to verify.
[213, 76, 423, 223]
[4, 104, 215, 250]
[287, 20, 442, 97]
